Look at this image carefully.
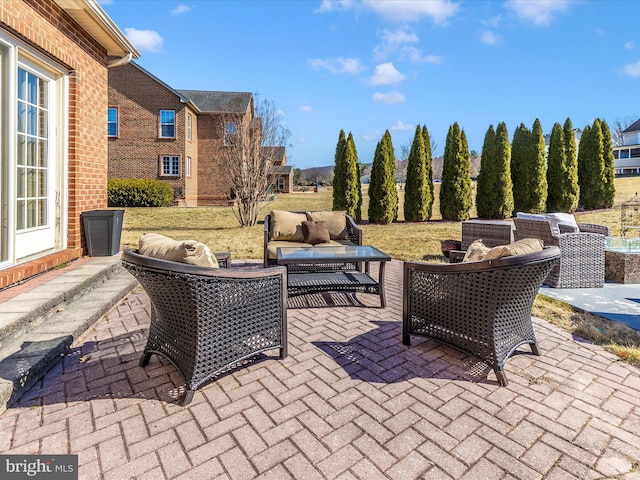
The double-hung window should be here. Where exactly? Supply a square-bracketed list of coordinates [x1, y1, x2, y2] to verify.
[159, 110, 175, 138]
[107, 107, 118, 137]
[161, 155, 180, 176]
[224, 121, 237, 146]
[187, 113, 192, 141]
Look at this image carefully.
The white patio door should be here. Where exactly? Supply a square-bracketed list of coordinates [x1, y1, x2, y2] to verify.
[14, 63, 57, 259]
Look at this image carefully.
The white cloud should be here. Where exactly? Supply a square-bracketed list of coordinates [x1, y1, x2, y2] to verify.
[124, 28, 164, 53]
[315, 0, 460, 24]
[364, 0, 460, 24]
[623, 60, 640, 78]
[481, 30, 503, 45]
[482, 15, 502, 28]
[625, 41, 635, 50]
[374, 28, 419, 60]
[372, 91, 406, 104]
[369, 62, 406, 85]
[390, 120, 413, 131]
[299, 105, 314, 112]
[172, 4, 191, 14]
[400, 47, 443, 64]
[504, 0, 572, 26]
[308, 57, 365, 75]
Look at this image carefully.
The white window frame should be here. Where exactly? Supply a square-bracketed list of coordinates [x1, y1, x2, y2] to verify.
[224, 121, 237, 146]
[187, 113, 192, 142]
[277, 176, 285, 191]
[107, 107, 118, 137]
[186, 156, 191, 177]
[159, 109, 176, 139]
[160, 155, 180, 177]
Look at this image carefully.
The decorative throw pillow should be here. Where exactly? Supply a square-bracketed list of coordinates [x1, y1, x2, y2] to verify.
[483, 238, 544, 260]
[138, 233, 219, 268]
[546, 212, 579, 233]
[462, 239, 491, 262]
[270, 210, 306, 241]
[301, 220, 331, 245]
[306, 211, 347, 240]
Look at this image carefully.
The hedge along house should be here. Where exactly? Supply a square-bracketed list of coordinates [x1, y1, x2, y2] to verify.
[108, 62, 257, 206]
[0, 0, 139, 289]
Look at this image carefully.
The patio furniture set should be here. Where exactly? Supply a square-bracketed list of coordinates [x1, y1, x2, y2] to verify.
[122, 209, 615, 405]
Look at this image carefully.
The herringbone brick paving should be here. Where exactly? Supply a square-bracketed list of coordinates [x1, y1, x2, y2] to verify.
[2, 260, 640, 479]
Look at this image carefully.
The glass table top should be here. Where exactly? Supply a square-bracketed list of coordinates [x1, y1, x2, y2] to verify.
[606, 236, 640, 253]
[277, 245, 390, 263]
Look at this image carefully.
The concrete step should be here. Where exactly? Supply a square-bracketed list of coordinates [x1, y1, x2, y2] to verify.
[0, 255, 138, 413]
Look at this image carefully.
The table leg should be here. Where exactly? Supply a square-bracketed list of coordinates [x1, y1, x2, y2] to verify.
[378, 261, 387, 307]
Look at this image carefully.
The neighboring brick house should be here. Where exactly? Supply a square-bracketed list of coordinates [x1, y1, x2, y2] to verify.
[266, 146, 293, 194]
[108, 62, 261, 206]
[0, 0, 139, 288]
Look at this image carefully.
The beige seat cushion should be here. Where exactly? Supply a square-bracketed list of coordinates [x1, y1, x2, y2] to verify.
[462, 239, 491, 262]
[301, 220, 331, 245]
[484, 238, 544, 260]
[306, 211, 347, 240]
[270, 210, 307, 241]
[139, 233, 219, 268]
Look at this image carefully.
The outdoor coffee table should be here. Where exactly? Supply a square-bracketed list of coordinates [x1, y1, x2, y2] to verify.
[276, 246, 391, 307]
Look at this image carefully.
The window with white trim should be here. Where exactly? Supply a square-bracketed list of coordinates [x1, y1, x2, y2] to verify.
[160, 155, 180, 176]
[107, 107, 118, 137]
[277, 177, 285, 191]
[186, 157, 191, 177]
[187, 113, 192, 141]
[224, 121, 237, 146]
[159, 110, 175, 138]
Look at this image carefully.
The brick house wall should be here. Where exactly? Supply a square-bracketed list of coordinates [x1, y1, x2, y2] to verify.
[108, 63, 199, 205]
[0, 0, 135, 289]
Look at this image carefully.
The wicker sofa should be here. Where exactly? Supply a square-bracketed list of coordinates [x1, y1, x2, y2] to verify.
[513, 217, 609, 288]
[121, 249, 288, 406]
[263, 210, 362, 267]
[403, 246, 560, 386]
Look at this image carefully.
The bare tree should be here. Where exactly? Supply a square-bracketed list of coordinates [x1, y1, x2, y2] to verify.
[611, 115, 637, 146]
[220, 94, 291, 226]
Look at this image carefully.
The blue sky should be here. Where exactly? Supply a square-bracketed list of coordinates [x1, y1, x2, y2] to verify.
[102, 0, 640, 170]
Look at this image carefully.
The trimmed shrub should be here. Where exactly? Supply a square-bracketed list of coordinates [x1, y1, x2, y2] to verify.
[404, 125, 430, 221]
[440, 123, 472, 221]
[344, 133, 362, 222]
[108, 178, 173, 207]
[332, 130, 347, 211]
[368, 130, 398, 224]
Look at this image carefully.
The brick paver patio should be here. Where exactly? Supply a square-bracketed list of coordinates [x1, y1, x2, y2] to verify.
[2, 260, 640, 479]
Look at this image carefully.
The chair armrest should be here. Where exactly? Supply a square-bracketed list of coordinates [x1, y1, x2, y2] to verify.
[558, 232, 606, 255]
[449, 250, 466, 263]
[264, 214, 272, 267]
[214, 252, 231, 268]
[345, 214, 363, 245]
[577, 223, 610, 236]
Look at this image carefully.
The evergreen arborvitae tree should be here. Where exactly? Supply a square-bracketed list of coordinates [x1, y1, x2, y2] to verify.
[600, 119, 616, 208]
[530, 118, 548, 213]
[332, 130, 347, 211]
[510, 123, 530, 213]
[344, 133, 362, 222]
[476, 124, 496, 218]
[578, 120, 606, 209]
[404, 125, 430, 221]
[368, 130, 398, 223]
[494, 122, 514, 218]
[422, 125, 435, 220]
[439, 123, 472, 221]
[562, 118, 580, 212]
[546, 122, 566, 212]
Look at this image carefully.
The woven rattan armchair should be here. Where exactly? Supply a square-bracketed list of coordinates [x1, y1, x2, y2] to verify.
[513, 218, 609, 288]
[403, 247, 560, 386]
[121, 249, 288, 406]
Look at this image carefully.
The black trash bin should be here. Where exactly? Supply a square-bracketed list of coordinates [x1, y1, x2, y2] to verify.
[81, 209, 124, 256]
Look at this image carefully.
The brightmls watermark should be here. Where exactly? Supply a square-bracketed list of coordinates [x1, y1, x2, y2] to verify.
[0, 455, 78, 479]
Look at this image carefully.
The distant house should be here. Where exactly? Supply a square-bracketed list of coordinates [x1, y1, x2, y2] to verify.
[613, 119, 640, 175]
[0, 0, 139, 288]
[266, 146, 293, 194]
[108, 62, 290, 205]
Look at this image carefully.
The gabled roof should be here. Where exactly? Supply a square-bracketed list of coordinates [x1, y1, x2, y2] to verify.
[177, 90, 252, 114]
[128, 62, 198, 110]
[623, 119, 640, 133]
[270, 165, 292, 175]
[54, 0, 139, 61]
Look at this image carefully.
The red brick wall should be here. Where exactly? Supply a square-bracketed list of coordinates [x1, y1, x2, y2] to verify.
[0, 0, 112, 287]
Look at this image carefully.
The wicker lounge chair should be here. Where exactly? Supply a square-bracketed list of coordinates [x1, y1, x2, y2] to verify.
[449, 219, 515, 263]
[121, 249, 288, 406]
[403, 246, 560, 386]
[513, 218, 609, 288]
